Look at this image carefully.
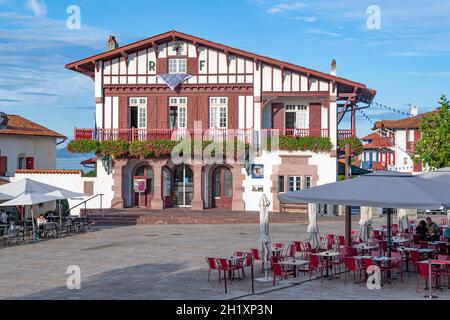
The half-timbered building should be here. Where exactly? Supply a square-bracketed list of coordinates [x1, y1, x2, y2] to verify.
[66, 30, 375, 212]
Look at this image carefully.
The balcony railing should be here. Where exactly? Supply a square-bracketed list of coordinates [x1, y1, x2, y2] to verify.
[74, 128, 332, 143]
[75, 128, 256, 143]
[337, 129, 356, 140]
[406, 141, 417, 153]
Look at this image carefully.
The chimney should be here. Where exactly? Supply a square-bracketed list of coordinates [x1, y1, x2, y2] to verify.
[107, 35, 119, 51]
[410, 105, 418, 117]
[331, 59, 337, 76]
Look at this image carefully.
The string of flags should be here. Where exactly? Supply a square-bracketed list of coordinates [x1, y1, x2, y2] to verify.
[358, 98, 412, 117]
[358, 109, 376, 126]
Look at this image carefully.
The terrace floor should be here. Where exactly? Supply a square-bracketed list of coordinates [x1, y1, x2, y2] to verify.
[0, 217, 448, 300]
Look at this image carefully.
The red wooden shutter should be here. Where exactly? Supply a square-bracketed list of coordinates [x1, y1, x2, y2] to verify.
[272, 103, 284, 129]
[309, 103, 322, 137]
[187, 58, 198, 75]
[157, 96, 168, 129]
[156, 58, 168, 74]
[228, 96, 239, 129]
[147, 96, 158, 129]
[414, 129, 421, 143]
[26, 157, 34, 170]
[118, 96, 128, 129]
[0, 156, 7, 176]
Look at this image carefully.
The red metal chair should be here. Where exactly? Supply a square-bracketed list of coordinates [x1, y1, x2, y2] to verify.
[250, 248, 265, 273]
[326, 234, 335, 250]
[285, 244, 296, 258]
[408, 250, 422, 272]
[206, 257, 221, 283]
[274, 243, 284, 249]
[343, 257, 360, 285]
[417, 262, 441, 293]
[382, 252, 403, 282]
[346, 247, 358, 257]
[373, 230, 382, 240]
[217, 258, 238, 283]
[302, 241, 312, 253]
[331, 246, 346, 274]
[308, 254, 326, 282]
[235, 254, 252, 279]
[272, 263, 294, 286]
[337, 235, 346, 247]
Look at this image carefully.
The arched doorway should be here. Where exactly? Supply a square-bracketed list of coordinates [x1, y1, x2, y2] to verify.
[173, 164, 193, 207]
[132, 164, 154, 208]
[212, 166, 232, 208]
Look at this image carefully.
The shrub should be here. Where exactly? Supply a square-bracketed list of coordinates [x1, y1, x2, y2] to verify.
[264, 136, 333, 153]
[98, 140, 130, 158]
[337, 137, 363, 156]
[67, 140, 99, 154]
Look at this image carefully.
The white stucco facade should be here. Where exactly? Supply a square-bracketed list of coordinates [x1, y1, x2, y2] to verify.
[0, 135, 57, 177]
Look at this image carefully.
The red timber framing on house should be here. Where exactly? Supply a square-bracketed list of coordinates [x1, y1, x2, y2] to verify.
[66, 30, 376, 212]
[66, 30, 376, 144]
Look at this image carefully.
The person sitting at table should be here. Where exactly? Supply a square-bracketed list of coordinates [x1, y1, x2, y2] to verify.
[444, 227, 450, 239]
[426, 217, 440, 241]
[416, 220, 427, 237]
[36, 214, 48, 227]
[0, 210, 8, 224]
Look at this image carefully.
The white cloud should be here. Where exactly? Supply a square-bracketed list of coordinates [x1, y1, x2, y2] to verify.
[404, 71, 450, 78]
[25, 0, 47, 17]
[292, 16, 316, 22]
[387, 51, 424, 57]
[267, 2, 307, 14]
[305, 29, 342, 37]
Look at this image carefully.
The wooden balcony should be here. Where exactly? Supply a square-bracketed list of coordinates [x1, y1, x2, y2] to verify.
[406, 141, 417, 153]
[337, 129, 356, 140]
[74, 128, 330, 143]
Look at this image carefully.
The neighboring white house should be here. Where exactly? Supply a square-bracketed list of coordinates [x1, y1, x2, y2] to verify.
[371, 107, 436, 174]
[0, 112, 67, 178]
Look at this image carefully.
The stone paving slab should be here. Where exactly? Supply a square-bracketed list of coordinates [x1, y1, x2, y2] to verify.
[0, 219, 448, 300]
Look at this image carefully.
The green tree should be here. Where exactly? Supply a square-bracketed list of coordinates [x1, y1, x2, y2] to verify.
[415, 95, 450, 169]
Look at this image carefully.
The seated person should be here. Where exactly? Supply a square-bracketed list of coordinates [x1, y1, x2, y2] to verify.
[443, 227, 450, 239]
[426, 217, 440, 240]
[0, 210, 8, 224]
[416, 220, 428, 237]
[36, 214, 48, 228]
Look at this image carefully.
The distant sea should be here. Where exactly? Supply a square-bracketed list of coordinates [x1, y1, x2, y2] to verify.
[56, 148, 95, 173]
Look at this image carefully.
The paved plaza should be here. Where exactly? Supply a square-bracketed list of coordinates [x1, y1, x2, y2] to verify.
[0, 217, 449, 300]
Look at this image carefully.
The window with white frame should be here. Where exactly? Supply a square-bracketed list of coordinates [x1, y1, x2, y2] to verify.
[129, 97, 147, 129]
[288, 176, 302, 192]
[305, 176, 312, 189]
[169, 97, 187, 129]
[168, 59, 187, 74]
[285, 104, 308, 129]
[210, 97, 228, 129]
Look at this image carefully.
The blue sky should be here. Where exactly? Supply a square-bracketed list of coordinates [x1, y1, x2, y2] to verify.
[0, 0, 449, 141]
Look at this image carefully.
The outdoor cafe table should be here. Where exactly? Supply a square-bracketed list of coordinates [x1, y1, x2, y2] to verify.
[353, 244, 378, 254]
[401, 247, 437, 272]
[278, 259, 309, 278]
[311, 251, 339, 280]
[419, 260, 450, 290]
[391, 237, 411, 246]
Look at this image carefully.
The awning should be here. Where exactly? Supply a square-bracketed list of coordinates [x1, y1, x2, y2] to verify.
[278, 171, 450, 210]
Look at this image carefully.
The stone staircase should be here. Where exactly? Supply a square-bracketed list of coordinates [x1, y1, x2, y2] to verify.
[85, 208, 310, 226]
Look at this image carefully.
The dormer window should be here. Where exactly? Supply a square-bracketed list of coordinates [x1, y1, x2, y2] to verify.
[169, 59, 187, 74]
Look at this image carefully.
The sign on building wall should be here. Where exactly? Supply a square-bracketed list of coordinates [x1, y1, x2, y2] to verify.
[133, 178, 147, 193]
[251, 164, 264, 179]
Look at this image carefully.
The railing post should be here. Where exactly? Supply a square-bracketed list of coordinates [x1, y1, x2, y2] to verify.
[100, 194, 103, 212]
